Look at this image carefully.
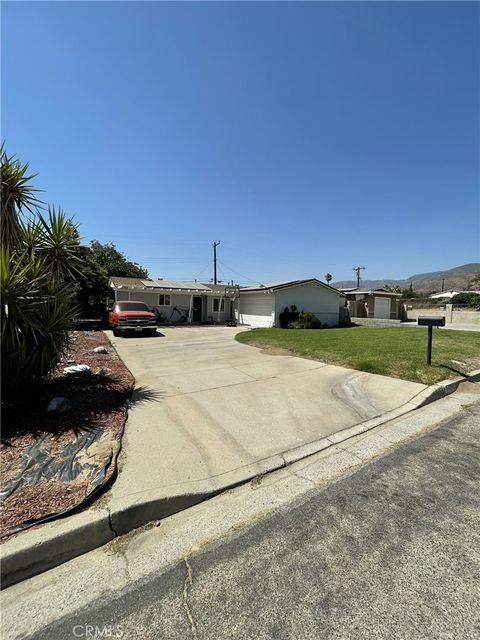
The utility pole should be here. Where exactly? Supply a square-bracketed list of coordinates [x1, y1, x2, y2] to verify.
[352, 266, 365, 289]
[212, 241, 221, 285]
[441, 278, 445, 292]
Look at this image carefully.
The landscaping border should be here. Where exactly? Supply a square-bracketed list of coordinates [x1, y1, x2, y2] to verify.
[1, 330, 136, 541]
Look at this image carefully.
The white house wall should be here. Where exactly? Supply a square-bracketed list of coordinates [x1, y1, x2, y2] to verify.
[114, 290, 230, 323]
[274, 284, 341, 326]
[167, 294, 192, 309]
[126, 291, 158, 307]
[206, 296, 230, 323]
[236, 293, 274, 327]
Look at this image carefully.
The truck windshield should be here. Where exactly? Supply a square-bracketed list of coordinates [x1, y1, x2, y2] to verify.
[116, 303, 150, 312]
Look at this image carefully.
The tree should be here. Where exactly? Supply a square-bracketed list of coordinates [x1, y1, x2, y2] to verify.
[71, 245, 110, 318]
[1, 147, 81, 398]
[324, 273, 333, 284]
[71, 241, 149, 317]
[400, 282, 418, 298]
[384, 284, 401, 293]
[451, 292, 480, 308]
[89, 241, 148, 279]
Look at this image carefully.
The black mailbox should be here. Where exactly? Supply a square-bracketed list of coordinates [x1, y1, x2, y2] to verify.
[417, 316, 445, 364]
[417, 316, 445, 327]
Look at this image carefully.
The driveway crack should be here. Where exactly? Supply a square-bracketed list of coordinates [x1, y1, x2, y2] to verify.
[183, 556, 199, 640]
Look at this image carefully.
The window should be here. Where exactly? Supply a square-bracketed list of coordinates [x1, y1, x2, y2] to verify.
[158, 294, 171, 306]
[213, 298, 225, 312]
[116, 302, 150, 312]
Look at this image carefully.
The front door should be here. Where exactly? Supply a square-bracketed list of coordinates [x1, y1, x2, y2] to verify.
[192, 296, 202, 323]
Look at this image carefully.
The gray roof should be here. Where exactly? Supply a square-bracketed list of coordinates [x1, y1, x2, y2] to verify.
[145, 279, 211, 291]
[202, 283, 230, 293]
[110, 276, 344, 296]
[109, 276, 211, 291]
[109, 276, 149, 288]
[342, 288, 402, 297]
[240, 278, 344, 296]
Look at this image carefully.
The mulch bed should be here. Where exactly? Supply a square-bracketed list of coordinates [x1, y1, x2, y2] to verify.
[0, 330, 134, 541]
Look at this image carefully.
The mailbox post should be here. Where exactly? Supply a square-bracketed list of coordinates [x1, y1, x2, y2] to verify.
[417, 316, 446, 365]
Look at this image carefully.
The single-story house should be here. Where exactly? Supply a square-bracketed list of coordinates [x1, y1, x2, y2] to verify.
[236, 279, 345, 328]
[340, 288, 401, 320]
[109, 277, 234, 323]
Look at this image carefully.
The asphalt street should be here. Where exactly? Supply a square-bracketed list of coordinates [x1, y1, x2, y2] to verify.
[31, 404, 480, 640]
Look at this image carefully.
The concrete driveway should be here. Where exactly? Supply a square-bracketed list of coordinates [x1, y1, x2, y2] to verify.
[106, 326, 426, 531]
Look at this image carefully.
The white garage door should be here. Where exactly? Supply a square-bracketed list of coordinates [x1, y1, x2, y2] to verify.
[374, 297, 391, 319]
[236, 294, 273, 327]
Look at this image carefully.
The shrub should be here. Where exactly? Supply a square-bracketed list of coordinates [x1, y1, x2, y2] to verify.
[451, 293, 480, 309]
[279, 305, 299, 328]
[1, 147, 81, 398]
[289, 311, 322, 329]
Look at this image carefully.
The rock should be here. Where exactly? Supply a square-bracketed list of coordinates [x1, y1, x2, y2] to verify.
[47, 397, 72, 414]
[66, 359, 75, 364]
[95, 367, 115, 378]
[63, 364, 91, 375]
[93, 346, 108, 354]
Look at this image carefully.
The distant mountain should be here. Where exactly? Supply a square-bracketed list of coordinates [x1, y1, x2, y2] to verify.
[332, 263, 480, 293]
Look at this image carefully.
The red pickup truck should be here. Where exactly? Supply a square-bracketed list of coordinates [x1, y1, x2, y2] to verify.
[108, 301, 157, 336]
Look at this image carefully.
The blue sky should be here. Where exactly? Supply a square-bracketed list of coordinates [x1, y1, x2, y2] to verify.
[3, 1, 479, 284]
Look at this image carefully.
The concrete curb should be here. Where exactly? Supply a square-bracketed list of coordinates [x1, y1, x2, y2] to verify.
[413, 369, 480, 407]
[2, 369, 479, 589]
[0, 510, 114, 589]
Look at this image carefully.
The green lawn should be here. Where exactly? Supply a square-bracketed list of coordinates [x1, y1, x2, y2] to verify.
[236, 327, 480, 385]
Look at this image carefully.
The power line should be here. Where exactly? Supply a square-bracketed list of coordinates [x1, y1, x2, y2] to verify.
[216, 265, 231, 285]
[193, 262, 212, 281]
[131, 258, 206, 262]
[217, 260, 258, 284]
[85, 236, 210, 245]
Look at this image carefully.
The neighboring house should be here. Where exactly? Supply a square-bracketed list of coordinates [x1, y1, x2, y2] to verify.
[341, 288, 401, 320]
[236, 279, 345, 328]
[109, 277, 234, 323]
[429, 290, 480, 300]
[429, 290, 460, 300]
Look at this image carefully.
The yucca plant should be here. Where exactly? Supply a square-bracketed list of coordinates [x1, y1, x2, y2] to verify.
[1, 145, 41, 251]
[36, 206, 82, 281]
[17, 287, 76, 389]
[1, 249, 76, 392]
[1, 148, 81, 398]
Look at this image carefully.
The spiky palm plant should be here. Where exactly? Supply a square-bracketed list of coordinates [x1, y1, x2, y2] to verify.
[36, 206, 82, 281]
[1, 145, 41, 251]
[1, 148, 81, 398]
